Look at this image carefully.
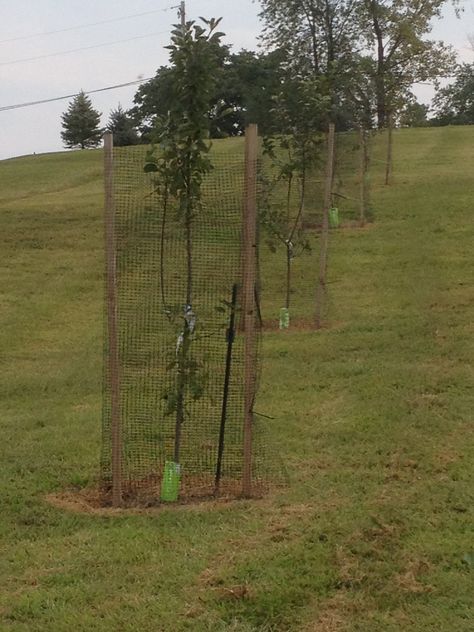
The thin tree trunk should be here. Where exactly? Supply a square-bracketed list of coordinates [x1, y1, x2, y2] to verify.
[285, 164, 307, 312]
[368, 0, 387, 129]
[376, 76, 386, 129]
[185, 165, 193, 305]
[285, 243, 291, 310]
[174, 165, 194, 465]
[301, 3, 320, 74]
[174, 320, 191, 464]
[284, 173, 293, 310]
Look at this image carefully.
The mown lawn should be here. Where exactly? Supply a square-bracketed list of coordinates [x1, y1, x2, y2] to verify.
[0, 128, 473, 631]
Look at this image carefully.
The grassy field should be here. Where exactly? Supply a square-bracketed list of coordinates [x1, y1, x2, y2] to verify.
[0, 127, 473, 631]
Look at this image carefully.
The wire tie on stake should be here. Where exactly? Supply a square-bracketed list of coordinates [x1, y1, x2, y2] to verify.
[176, 304, 196, 357]
[184, 304, 196, 333]
[176, 333, 184, 357]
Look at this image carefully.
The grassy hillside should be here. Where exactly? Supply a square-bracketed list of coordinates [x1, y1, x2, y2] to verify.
[0, 128, 473, 631]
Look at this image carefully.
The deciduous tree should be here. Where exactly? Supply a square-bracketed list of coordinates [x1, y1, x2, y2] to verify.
[130, 49, 285, 139]
[259, 0, 361, 128]
[362, 0, 456, 128]
[399, 98, 429, 127]
[432, 63, 474, 125]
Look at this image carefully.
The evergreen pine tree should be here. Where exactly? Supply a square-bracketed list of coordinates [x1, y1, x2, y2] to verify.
[61, 91, 103, 149]
[106, 105, 139, 146]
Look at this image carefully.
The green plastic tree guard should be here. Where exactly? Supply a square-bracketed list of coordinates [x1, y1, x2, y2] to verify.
[329, 207, 340, 229]
[161, 461, 181, 502]
[279, 307, 290, 329]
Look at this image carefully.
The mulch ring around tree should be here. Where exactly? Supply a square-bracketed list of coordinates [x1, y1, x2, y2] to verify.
[45, 474, 269, 516]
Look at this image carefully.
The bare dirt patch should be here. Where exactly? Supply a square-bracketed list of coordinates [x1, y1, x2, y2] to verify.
[299, 592, 360, 632]
[394, 559, 434, 595]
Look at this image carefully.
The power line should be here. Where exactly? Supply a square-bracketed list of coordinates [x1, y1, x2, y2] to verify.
[0, 6, 176, 44]
[0, 31, 169, 67]
[0, 78, 153, 112]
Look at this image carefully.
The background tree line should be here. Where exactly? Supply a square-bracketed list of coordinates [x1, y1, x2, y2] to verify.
[61, 0, 473, 149]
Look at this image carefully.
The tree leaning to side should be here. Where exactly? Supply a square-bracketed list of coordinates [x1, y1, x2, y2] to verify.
[61, 91, 103, 149]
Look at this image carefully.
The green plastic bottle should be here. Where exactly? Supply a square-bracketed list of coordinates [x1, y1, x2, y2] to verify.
[329, 207, 340, 229]
[279, 307, 290, 329]
[161, 461, 181, 502]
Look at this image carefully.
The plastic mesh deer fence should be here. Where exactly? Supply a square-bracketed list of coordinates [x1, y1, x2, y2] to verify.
[257, 130, 372, 329]
[332, 130, 373, 226]
[101, 141, 269, 505]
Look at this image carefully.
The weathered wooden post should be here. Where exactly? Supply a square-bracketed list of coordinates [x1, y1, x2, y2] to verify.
[315, 123, 336, 329]
[385, 117, 393, 186]
[104, 132, 122, 507]
[359, 126, 369, 226]
[242, 124, 258, 497]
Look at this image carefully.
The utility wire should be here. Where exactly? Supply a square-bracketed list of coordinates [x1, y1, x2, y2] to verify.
[0, 31, 169, 67]
[0, 6, 176, 44]
[0, 78, 153, 112]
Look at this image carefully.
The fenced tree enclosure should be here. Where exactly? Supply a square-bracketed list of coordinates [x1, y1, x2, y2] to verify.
[259, 133, 321, 329]
[101, 123, 374, 505]
[259, 125, 373, 330]
[102, 129, 268, 506]
[101, 18, 268, 507]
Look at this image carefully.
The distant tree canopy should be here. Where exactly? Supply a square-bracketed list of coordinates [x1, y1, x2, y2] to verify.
[399, 98, 430, 127]
[94, 0, 462, 147]
[360, 0, 455, 128]
[106, 105, 139, 146]
[130, 49, 286, 140]
[259, 0, 361, 129]
[61, 91, 103, 149]
[214, 49, 287, 137]
[432, 64, 474, 125]
[259, 0, 456, 129]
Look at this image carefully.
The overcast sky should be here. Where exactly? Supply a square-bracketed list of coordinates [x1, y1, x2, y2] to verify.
[0, 0, 473, 160]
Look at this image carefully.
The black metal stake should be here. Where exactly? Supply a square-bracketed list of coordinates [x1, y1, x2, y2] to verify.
[214, 283, 238, 494]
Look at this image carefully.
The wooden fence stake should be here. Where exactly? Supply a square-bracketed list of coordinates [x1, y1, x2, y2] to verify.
[359, 126, 368, 227]
[315, 123, 336, 329]
[104, 132, 122, 508]
[242, 124, 258, 497]
[385, 117, 393, 186]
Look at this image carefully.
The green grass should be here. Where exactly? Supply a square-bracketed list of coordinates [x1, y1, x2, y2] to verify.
[0, 129, 473, 631]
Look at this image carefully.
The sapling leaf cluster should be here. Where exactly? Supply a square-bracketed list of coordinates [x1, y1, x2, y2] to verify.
[144, 18, 225, 464]
[260, 132, 322, 312]
[259, 78, 327, 318]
